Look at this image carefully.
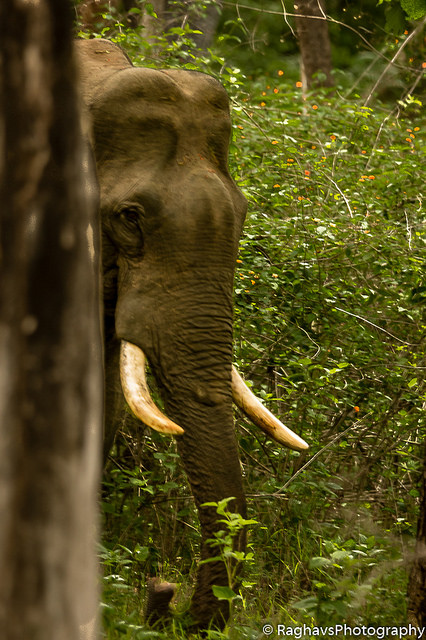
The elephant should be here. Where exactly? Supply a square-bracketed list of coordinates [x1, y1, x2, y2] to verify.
[75, 38, 308, 630]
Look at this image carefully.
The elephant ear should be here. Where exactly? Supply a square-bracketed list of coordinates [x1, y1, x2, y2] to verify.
[75, 39, 132, 105]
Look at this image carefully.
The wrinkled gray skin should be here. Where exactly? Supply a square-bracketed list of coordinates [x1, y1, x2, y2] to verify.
[76, 40, 247, 628]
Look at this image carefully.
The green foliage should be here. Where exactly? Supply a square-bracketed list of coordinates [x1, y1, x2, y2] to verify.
[230, 79, 424, 458]
[73, 4, 425, 637]
[379, 0, 426, 20]
[75, 0, 215, 68]
[201, 497, 258, 609]
[227, 73, 424, 631]
[292, 533, 407, 625]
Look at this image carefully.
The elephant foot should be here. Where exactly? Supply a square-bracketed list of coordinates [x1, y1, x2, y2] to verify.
[145, 577, 176, 626]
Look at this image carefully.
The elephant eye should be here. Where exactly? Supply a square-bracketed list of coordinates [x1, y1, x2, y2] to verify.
[119, 206, 143, 229]
[110, 203, 145, 255]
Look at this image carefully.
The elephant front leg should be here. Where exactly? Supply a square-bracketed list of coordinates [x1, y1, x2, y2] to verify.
[145, 578, 176, 626]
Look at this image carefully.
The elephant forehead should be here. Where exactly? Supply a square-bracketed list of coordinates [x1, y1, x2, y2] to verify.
[92, 67, 231, 130]
[92, 72, 233, 177]
[159, 68, 230, 110]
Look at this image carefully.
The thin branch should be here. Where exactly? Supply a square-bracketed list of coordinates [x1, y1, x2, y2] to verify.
[295, 322, 321, 358]
[323, 174, 353, 217]
[334, 306, 416, 345]
[276, 414, 372, 493]
[363, 18, 426, 107]
[281, 0, 296, 37]
[405, 210, 412, 251]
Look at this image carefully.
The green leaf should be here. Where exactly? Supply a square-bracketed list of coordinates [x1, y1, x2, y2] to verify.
[401, 0, 426, 19]
[292, 596, 318, 611]
[309, 556, 331, 569]
[212, 585, 238, 601]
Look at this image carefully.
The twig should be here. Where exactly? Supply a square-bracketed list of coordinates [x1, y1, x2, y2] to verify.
[280, 0, 296, 37]
[334, 306, 416, 345]
[323, 174, 353, 217]
[295, 322, 321, 358]
[276, 414, 372, 493]
[363, 18, 426, 107]
[404, 210, 412, 251]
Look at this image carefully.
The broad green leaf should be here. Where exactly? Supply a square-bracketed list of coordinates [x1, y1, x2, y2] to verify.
[212, 585, 238, 601]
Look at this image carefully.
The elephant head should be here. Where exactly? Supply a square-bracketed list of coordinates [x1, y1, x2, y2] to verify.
[75, 39, 308, 629]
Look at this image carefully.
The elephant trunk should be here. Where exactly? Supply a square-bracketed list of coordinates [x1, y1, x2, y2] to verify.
[117, 283, 246, 627]
[172, 387, 246, 627]
[154, 308, 245, 627]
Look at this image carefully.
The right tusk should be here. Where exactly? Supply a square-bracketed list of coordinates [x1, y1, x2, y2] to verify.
[120, 341, 184, 436]
[231, 367, 309, 451]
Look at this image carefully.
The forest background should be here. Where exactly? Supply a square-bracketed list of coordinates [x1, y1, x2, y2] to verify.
[73, 1, 425, 638]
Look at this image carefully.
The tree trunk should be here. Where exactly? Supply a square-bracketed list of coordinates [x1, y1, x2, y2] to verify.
[407, 440, 426, 626]
[294, 0, 334, 90]
[0, 2, 102, 639]
[143, 0, 221, 52]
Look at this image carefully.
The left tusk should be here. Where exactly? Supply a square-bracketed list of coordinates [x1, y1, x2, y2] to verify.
[120, 341, 184, 436]
[231, 367, 309, 451]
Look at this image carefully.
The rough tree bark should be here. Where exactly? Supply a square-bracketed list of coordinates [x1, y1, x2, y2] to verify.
[407, 440, 426, 626]
[294, 0, 334, 90]
[0, 2, 102, 639]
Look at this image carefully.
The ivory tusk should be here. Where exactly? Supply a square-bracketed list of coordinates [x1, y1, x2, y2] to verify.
[231, 367, 309, 451]
[120, 341, 184, 436]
